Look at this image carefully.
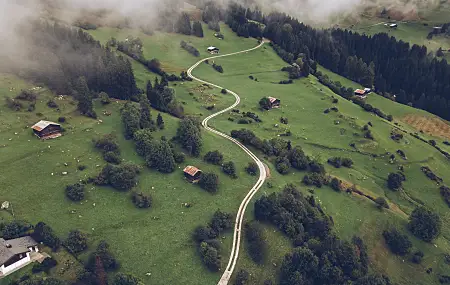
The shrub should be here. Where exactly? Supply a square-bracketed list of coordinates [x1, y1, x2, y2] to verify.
[65, 183, 85, 202]
[221, 89, 227, 94]
[330, 178, 342, 192]
[222, 161, 237, 178]
[131, 192, 152, 209]
[32, 222, 61, 251]
[199, 241, 221, 271]
[86, 241, 119, 272]
[309, 160, 325, 174]
[65, 230, 88, 254]
[275, 156, 291, 174]
[173, 152, 185, 163]
[411, 251, 424, 264]
[47, 99, 58, 108]
[58, 116, 66, 123]
[32, 257, 57, 273]
[212, 63, 223, 73]
[15, 90, 37, 101]
[5, 96, 23, 111]
[332, 98, 338, 103]
[440, 185, 450, 207]
[95, 163, 140, 191]
[100, 92, 111, 104]
[235, 269, 250, 285]
[383, 228, 412, 255]
[199, 172, 219, 193]
[408, 207, 442, 242]
[113, 273, 141, 285]
[27, 103, 36, 112]
[375, 197, 389, 209]
[245, 222, 266, 264]
[387, 172, 405, 191]
[303, 173, 327, 188]
[1, 220, 32, 239]
[103, 151, 121, 164]
[180, 40, 200, 57]
[210, 210, 233, 233]
[204, 150, 224, 165]
[78, 165, 87, 171]
[245, 162, 258, 176]
[280, 117, 288, 124]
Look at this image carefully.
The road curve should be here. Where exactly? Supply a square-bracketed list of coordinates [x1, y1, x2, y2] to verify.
[186, 41, 267, 285]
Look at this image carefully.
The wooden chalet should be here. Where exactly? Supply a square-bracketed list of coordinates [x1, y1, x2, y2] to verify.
[354, 89, 370, 99]
[183, 166, 202, 183]
[268, 97, 281, 109]
[31, 120, 62, 140]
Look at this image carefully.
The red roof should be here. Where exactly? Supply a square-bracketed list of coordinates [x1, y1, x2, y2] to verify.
[354, 89, 365, 95]
[183, 166, 201, 176]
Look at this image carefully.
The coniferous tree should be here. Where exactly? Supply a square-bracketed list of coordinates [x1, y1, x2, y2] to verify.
[176, 13, 192, 35]
[192, 21, 204, 37]
[121, 102, 141, 139]
[74, 77, 96, 118]
[139, 95, 154, 130]
[157, 113, 165, 129]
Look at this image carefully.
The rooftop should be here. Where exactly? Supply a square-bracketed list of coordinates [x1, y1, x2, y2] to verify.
[0, 236, 38, 265]
[268, 96, 279, 103]
[354, 89, 366, 95]
[183, 165, 201, 176]
[31, 120, 60, 132]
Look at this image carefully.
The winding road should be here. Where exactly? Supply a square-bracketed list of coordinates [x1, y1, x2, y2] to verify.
[186, 41, 267, 285]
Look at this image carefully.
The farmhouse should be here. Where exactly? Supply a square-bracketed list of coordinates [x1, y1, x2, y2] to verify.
[31, 120, 62, 139]
[183, 166, 202, 183]
[268, 97, 281, 108]
[354, 88, 371, 99]
[207, 46, 219, 54]
[0, 236, 40, 277]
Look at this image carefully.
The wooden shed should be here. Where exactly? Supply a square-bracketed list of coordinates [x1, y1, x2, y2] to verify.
[183, 166, 202, 183]
[31, 120, 62, 140]
[268, 97, 281, 108]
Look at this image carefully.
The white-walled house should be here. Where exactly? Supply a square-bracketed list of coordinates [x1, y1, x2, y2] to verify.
[0, 236, 39, 277]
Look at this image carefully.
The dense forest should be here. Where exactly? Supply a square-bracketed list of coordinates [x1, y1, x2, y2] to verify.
[8, 20, 139, 101]
[223, 4, 450, 120]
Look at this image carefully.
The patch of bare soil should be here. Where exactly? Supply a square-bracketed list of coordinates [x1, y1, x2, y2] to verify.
[264, 163, 271, 178]
[402, 114, 450, 140]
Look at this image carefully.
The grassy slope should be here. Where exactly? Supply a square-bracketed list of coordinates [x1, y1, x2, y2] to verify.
[192, 45, 450, 285]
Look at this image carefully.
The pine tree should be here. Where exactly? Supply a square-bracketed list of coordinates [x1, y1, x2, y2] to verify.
[176, 13, 192, 35]
[193, 21, 204, 37]
[157, 113, 165, 129]
[146, 80, 153, 102]
[121, 102, 141, 139]
[139, 95, 154, 130]
[74, 77, 96, 118]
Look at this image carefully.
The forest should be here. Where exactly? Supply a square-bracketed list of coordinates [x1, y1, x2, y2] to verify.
[224, 4, 450, 120]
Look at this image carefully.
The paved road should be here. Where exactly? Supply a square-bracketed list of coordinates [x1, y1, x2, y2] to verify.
[186, 41, 267, 285]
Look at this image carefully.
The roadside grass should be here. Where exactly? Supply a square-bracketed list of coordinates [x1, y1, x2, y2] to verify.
[191, 44, 450, 284]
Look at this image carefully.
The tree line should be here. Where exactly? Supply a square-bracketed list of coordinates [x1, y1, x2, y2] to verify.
[227, 4, 450, 120]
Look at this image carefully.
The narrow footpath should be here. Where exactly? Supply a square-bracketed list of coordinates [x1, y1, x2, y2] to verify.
[186, 41, 267, 285]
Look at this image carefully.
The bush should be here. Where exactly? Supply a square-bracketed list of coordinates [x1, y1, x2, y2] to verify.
[15, 90, 37, 101]
[5, 96, 23, 111]
[180, 40, 200, 57]
[440, 185, 450, 207]
[280, 117, 288, 124]
[78, 165, 87, 171]
[212, 63, 223, 73]
[408, 207, 442, 242]
[65, 183, 85, 202]
[375, 197, 389, 209]
[47, 99, 58, 108]
[86, 241, 119, 272]
[302, 173, 327, 188]
[210, 210, 233, 233]
[199, 241, 221, 271]
[275, 156, 291, 174]
[131, 192, 152, 209]
[95, 163, 140, 191]
[222, 161, 237, 178]
[221, 89, 227, 94]
[387, 172, 405, 191]
[58, 116, 66, 123]
[411, 251, 424, 264]
[32, 222, 61, 251]
[245, 222, 266, 264]
[65, 230, 88, 254]
[103, 151, 121, 164]
[32, 257, 57, 273]
[113, 273, 141, 285]
[330, 178, 342, 192]
[235, 269, 250, 285]
[327, 157, 353, 168]
[199, 172, 219, 193]
[173, 152, 185, 163]
[100, 92, 111, 104]
[382, 228, 412, 255]
[245, 162, 258, 176]
[204, 150, 224, 165]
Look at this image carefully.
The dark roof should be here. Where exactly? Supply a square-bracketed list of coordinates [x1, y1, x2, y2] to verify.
[0, 236, 38, 265]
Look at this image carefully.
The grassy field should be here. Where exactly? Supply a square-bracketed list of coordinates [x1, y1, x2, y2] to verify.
[2, 19, 450, 285]
[191, 43, 450, 285]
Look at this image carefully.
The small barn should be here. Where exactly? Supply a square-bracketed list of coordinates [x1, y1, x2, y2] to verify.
[268, 97, 281, 108]
[207, 46, 219, 54]
[354, 89, 367, 99]
[31, 120, 62, 140]
[183, 166, 202, 183]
